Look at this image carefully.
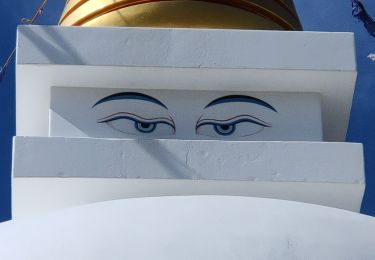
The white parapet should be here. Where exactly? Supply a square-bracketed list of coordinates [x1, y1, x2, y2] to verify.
[16, 26, 357, 141]
[2, 197, 375, 260]
[12, 137, 365, 217]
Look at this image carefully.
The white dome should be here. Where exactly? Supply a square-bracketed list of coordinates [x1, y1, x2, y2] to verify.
[0, 196, 374, 259]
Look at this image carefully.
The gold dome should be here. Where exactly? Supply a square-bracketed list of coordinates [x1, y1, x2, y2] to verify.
[59, 0, 302, 30]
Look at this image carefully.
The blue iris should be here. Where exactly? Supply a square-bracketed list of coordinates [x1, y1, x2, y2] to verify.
[135, 121, 156, 133]
[214, 124, 236, 136]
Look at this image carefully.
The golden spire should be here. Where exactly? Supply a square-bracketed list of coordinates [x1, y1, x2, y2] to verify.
[59, 0, 302, 30]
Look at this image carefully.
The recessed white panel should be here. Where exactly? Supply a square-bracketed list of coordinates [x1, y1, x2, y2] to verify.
[50, 87, 323, 141]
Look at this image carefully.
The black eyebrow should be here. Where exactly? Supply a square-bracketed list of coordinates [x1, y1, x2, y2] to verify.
[205, 95, 277, 112]
[92, 92, 168, 109]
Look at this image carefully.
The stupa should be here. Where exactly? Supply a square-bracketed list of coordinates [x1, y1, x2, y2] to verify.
[0, 0, 374, 259]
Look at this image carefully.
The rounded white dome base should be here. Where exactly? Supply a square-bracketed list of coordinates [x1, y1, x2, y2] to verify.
[1, 196, 374, 259]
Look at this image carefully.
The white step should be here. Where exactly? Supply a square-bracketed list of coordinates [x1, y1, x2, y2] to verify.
[12, 137, 365, 217]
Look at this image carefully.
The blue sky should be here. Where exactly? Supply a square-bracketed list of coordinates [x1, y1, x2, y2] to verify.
[0, 1, 374, 222]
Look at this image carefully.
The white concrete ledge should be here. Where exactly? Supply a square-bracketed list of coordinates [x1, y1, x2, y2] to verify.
[16, 26, 357, 141]
[12, 137, 365, 215]
[13, 137, 364, 182]
[17, 26, 356, 70]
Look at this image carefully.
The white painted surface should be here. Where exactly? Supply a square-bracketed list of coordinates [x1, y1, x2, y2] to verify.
[50, 88, 323, 141]
[17, 26, 356, 70]
[3, 196, 375, 260]
[16, 26, 357, 141]
[13, 178, 365, 217]
[13, 137, 364, 181]
[12, 137, 365, 216]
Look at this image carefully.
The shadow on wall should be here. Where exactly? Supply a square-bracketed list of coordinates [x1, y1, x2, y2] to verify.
[19, 26, 85, 65]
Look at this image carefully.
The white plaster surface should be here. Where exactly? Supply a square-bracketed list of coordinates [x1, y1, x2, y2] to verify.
[2, 196, 375, 260]
[12, 137, 365, 216]
[13, 178, 365, 217]
[50, 88, 323, 141]
[13, 137, 364, 181]
[16, 26, 357, 141]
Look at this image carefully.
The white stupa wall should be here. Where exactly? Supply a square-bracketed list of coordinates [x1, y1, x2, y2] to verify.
[13, 25, 363, 218]
[16, 26, 357, 141]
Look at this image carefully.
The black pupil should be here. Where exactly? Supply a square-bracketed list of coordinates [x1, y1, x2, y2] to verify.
[141, 123, 151, 129]
[221, 125, 230, 131]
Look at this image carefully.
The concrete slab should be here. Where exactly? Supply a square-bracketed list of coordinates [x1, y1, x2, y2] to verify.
[12, 137, 365, 216]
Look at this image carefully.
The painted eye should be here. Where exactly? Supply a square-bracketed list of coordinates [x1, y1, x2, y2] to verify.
[135, 122, 157, 133]
[196, 115, 271, 138]
[98, 112, 175, 136]
[214, 124, 236, 136]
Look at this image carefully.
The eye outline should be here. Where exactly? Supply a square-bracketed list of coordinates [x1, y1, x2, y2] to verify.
[196, 114, 272, 137]
[97, 112, 176, 135]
